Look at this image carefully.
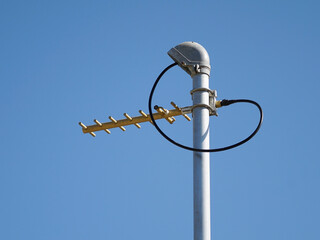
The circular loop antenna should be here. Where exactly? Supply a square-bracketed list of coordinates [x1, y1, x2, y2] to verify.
[148, 63, 264, 152]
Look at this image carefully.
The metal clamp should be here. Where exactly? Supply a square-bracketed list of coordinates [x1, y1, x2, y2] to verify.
[190, 88, 216, 97]
[190, 88, 218, 116]
[191, 104, 217, 116]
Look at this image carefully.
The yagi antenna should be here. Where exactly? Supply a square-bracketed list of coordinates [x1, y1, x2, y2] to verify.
[78, 41, 263, 240]
[78, 101, 193, 137]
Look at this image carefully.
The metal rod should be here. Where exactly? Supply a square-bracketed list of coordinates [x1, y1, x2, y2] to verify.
[81, 107, 191, 134]
[154, 106, 175, 124]
[79, 122, 87, 129]
[192, 73, 211, 240]
[171, 101, 191, 121]
[94, 119, 102, 126]
[109, 116, 126, 131]
[124, 113, 141, 128]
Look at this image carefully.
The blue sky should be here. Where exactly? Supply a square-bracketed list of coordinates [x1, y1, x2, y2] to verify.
[0, 0, 319, 239]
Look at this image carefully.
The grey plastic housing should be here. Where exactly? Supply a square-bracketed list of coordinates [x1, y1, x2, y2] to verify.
[168, 42, 211, 76]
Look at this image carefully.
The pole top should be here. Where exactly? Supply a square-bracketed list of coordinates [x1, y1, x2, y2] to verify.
[168, 42, 211, 77]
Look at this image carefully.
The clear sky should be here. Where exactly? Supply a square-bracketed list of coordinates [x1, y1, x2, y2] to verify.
[1, 0, 319, 239]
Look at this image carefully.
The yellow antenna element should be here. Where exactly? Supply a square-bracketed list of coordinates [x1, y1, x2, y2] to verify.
[79, 122, 96, 137]
[79, 102, 193, 136]
[171, 101, 191, 121]
[94, 119, 102, 126]
[89, 132, 96, 137]
[94, 119, 111, 134]
[109, 116, 126, 131]
[79, 122, 87, 129]
[154, 105, 175, 124]
[139, 110, 148, 117]
[139, 110, 153, 125]
[124, 113, 141, 129]
[139, 110, 154, 125]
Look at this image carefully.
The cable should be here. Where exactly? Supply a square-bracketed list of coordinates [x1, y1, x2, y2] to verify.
[148, 63, 264, 152]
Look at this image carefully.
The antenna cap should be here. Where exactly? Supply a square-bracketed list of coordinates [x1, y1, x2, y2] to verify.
[168, 42, 211, 76]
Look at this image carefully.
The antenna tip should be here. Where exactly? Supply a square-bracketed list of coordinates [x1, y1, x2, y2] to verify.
[79, 122, 87, 129]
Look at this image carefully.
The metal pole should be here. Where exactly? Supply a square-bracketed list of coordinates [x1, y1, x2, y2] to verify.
[167, 41, 212, 240]
[192, 73, 211, 240]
